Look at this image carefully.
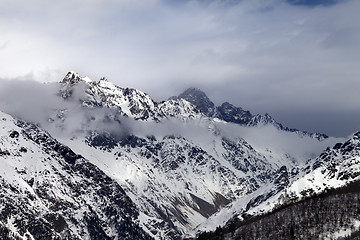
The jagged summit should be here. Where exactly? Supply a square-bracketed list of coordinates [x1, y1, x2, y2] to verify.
[59, 71, 158, 120]
[62, 71, 81, 83]
[178, 87, 216, 116]
[176, 86, 327, 140]
[60, 72, 95, 100]
[62, 71, 93, 84]
[216, 102, 253, 125]
[177, 87, 267, 125]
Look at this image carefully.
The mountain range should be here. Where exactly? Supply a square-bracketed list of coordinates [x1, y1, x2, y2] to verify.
[0, 71, 359, 240]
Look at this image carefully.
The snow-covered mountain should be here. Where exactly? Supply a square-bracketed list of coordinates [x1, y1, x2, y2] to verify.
[0, 111, 151, 240]
[0, 71, 356, 239]
[190, 131, 360, 239]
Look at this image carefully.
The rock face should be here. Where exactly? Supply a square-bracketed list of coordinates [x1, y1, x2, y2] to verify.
[178, 88, 216, 117]
[216, 102, 252, 125]
[0, 72, 355, 240]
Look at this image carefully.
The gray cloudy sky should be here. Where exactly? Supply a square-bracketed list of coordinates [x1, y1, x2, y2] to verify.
[0, 0, 359, 137]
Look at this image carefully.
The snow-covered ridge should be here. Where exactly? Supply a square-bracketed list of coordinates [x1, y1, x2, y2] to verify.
[189, 131, 360, 237]
[60, 72, 158, 120]
[59, 72, 327, 140]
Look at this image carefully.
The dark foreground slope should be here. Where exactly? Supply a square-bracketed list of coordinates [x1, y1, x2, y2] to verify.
[197, 180, 360, 240]
[195, 132, 360, 240]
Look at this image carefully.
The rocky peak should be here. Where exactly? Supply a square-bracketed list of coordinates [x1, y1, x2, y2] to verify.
[333, 131, 360, 156]
[62, 71, 83, 84]
[216, 102, 253, 125]
[62, 71, 93, 85]
[178, 88, 216, 116]
[59, 71, 159, 120]
[59, 71, 94, 99]
[176, 88, 326, 140]
[354, 131, 360, 138]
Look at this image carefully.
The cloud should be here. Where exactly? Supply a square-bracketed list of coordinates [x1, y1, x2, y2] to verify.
[0, 0, 359, 136]
[286, 0, 339, 7]
[0, 79, 131, 139]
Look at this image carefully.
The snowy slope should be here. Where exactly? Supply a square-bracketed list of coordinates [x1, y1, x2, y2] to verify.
[57, 119, 340, 238]
[190, 131, 360, 237]
[0, 111, 151, 240]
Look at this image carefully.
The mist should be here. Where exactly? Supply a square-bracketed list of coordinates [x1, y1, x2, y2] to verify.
[0, 79, 130, 139]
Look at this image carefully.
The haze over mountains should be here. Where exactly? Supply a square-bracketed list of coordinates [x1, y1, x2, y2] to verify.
[0, 72, 359, 239]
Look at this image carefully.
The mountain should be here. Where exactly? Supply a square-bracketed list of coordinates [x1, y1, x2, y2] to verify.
[191, 131, 360, 239]
[0, 71, 356, 239]
[177, 88, 216, 117]
[0, 111, 151, 240]
[176, 87, 327, 140]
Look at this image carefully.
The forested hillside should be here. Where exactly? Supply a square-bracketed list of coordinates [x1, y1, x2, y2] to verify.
[196, 180, 360, 240]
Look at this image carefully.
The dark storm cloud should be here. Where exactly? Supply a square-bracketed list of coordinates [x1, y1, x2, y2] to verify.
[0, 0, 359, 136]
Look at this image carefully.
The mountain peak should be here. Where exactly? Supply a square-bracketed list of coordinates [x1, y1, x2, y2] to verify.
[216, 102, 253, 125]
[59, 71, 93, 99]
[178, 87, 216, 116]
[62, 71, 82, 84]
[62, 71, 93, 85]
